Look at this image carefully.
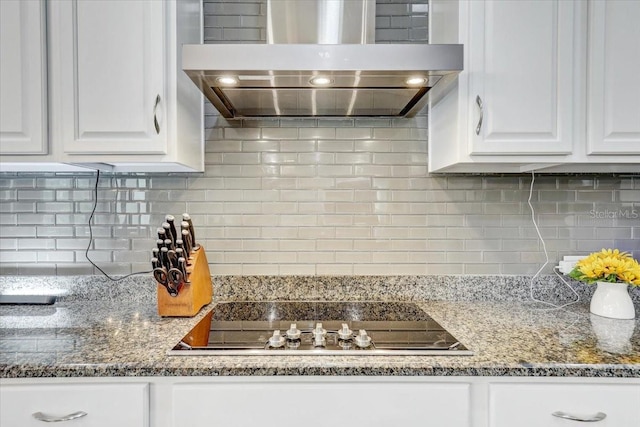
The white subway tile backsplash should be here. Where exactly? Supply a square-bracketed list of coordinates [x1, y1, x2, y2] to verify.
[281, 165, 316, 177]
[261, 128, 299, 140]
[335, 128, 372, 140]
[298, 128, 336, 140]
[316, 264, 354, 276]
[355, 140, 392, 152]
[36, 226, 74, 237]
[37, 251, 75, 263]
[1, 252, 37, 263]
[18, 239, 55, 250]
[279, 240, 316, 251]
[318, 140, 355, 152]
[17, 190, 55, 201]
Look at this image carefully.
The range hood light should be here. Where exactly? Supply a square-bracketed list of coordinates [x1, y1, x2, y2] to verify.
[216, 76, 238, 86]
[405, 76, 428, 86]
[309, 76, 333, 86]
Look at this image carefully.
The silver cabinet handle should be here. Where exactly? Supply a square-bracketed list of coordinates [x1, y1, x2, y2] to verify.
[552, 411, 607, 422]
[475, 95, 483, 135]
[32, 411, 88, 422]
[153, 94, 161, 134]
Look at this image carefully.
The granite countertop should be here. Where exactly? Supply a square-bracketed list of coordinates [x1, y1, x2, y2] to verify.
[1, 275, 639, 378]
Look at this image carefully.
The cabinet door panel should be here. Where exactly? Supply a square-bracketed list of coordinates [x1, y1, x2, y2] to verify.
[53, 0, 166, 155]
[489, 383, 640, 427]
[0, 383, 149, 427]
[469, 0, 576, 155]
[587, 0, 640, 155]
[0, 0, 47, 155]
[173, 381, 470, 427]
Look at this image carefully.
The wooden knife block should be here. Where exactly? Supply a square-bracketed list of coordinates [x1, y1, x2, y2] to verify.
[156, 246, 212, 317]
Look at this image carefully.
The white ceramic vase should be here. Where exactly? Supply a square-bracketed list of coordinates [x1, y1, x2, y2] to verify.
[589, 281, 636, 320]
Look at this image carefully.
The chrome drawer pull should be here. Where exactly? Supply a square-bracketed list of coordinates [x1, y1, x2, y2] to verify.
[32, 411, 88, 422]
[475, 95, 483, 135]
[552, 411, 606, 422]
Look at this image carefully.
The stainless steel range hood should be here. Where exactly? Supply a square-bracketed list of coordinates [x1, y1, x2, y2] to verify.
[182, 0, 463, 119]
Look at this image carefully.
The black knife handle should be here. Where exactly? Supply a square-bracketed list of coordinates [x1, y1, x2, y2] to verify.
[167, 250, 178, 268]
[166, 215, 178, 244]
[178, 257, 189, 283]
[157, 227, 166, 241]
[162, 222, 174, 246]
[182, 214, 199, 250]
[181, 229, 192, 256]
[160, 247, 169, 269]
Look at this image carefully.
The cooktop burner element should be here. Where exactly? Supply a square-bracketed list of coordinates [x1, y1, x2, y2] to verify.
[169, 302, 472, 356]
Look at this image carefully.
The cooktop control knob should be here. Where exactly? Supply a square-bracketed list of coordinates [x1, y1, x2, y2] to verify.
[269, 330, 285, 348]
[286, 323, 301, 340]
[313, 323, 326, 347]
[314, 323, 327, 337]
[354, 329, 371, 348]
[338, 323, 353, 340]
[314, 333, 326, 347]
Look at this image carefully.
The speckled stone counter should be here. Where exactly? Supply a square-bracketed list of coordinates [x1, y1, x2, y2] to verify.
[1, 275, 639, 378]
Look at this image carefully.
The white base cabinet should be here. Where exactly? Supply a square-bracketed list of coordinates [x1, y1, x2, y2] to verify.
[489, 383, 640, 427]
[0, 382, 149, 427]
[429, 0, 640, 173]
[171, 379, 471, 427]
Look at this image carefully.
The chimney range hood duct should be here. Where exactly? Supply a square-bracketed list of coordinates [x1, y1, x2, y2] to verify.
[182, 0, 463, 119]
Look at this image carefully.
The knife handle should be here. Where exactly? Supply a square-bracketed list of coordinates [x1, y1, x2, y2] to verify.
[182, 214, 199, 250]
[178, 257, 189, 283]
[162, 222, 174, 246]
[167, 250, 178, 268]
[160, 247, 169, 268]
[166, 215, 178, 244]
[181, 229, 192, 256]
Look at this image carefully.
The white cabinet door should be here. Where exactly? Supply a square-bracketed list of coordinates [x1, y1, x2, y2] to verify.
[172, 380, 471, 427]
[489, 383, 640, 427]
[586, 0, 640, 155]
[50, 0, 166, 155]
[0, 383, 149, 427]
[0, 0, 47, 155]
[468, 0, 577, 155]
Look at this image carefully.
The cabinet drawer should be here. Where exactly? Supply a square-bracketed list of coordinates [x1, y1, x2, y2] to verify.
[489, 383, 640, 427]
[0, 383, 149, 427]
[173, 380, 470, 427]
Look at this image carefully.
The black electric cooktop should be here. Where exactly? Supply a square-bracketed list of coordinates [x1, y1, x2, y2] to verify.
[170, 301, 472, 356]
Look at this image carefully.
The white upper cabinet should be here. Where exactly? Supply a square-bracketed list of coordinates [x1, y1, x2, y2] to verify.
[50, 0, 166, 155]
[586, 0, 640, 155]
[429, 0, 640, 173]
[0, 0, 203, 172]
[467, 0, 577, 156]
[0, 0, 48, 155]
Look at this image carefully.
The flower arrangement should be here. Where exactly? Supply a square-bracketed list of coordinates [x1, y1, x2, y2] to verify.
[569, 249, 640, 286]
